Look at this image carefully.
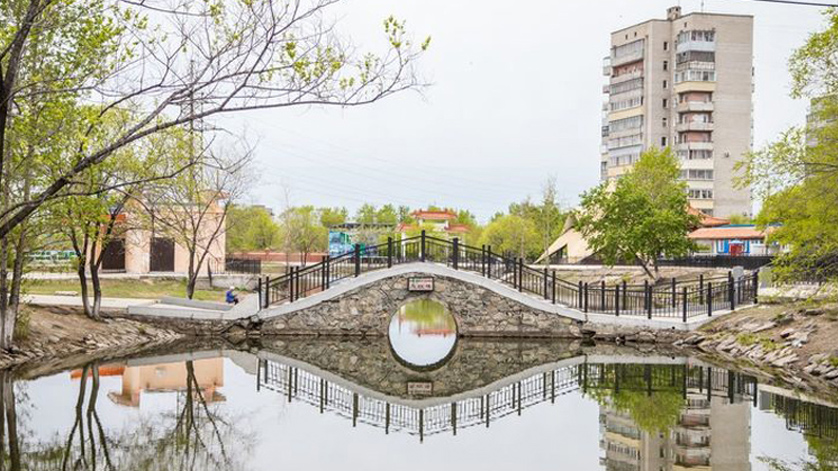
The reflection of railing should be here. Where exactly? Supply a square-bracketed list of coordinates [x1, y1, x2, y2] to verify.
[759, 390, 838, 440]
[260, 232, 760, 322]
[257, 359, 758, 441]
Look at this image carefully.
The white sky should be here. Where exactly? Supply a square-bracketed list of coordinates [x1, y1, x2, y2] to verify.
[220, 0, 827, 222]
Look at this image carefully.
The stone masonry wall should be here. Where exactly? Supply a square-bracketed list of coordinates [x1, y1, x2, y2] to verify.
[261, 272, 583, 337]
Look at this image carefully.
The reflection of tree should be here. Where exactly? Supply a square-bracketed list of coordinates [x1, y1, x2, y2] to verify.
[61, 363, 113, 470]
[0, 369, 21, 471]
[399, 300, 456, 332]
[25, 359, 251, 470]
[584, 364, 685, 434]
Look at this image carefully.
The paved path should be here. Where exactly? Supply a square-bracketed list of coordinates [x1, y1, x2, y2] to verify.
[23, 294, 157, 310]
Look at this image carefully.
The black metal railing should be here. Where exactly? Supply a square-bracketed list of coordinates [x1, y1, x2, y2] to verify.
[209, 257, 262, 275]
[260, 231, 760, 322]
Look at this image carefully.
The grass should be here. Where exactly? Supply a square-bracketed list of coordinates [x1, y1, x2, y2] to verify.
[736, 332, 780, 352]
[24, 278, 228, 302]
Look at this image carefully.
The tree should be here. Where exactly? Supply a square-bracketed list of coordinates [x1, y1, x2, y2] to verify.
[138, 139, 253, 299]
[478, 214, 540, 261]
[508, 177, 566, 256]
[576, 148, 699, 280]
[355, 203, 377, 224]
[0, 2, 429, 240]
[279, 206, 327, 265]
[226, 205, 281, 252]
[319, 207, 348, 228]
[736, 11, 838, 283]
[376, 204, 398, 225]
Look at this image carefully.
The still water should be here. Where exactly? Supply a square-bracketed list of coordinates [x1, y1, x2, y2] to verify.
[6, 329, 838, 470]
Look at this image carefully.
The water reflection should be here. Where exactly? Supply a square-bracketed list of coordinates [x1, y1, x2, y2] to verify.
[1, 342, 837, 470]
[388, 299, 457, 368]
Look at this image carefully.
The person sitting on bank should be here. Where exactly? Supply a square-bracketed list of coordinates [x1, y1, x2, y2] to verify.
[226, 286, 239, 305]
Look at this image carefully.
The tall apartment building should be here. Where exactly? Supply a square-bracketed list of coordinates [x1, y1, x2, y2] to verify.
[600, 6, 754, 218]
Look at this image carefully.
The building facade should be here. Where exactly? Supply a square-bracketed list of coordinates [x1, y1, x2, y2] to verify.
[601, 6, 754, 218]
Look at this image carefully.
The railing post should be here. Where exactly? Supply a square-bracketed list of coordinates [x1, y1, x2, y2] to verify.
[289, 269, 295, 303]
[699, 274, 704, 304]
[615, 284, 620, 316]
[325, 256, 331, 289]
[671, 277, 677, 308]
[487, 245, 493, 278]
[354, 244, 361, 277]
[728, 271, 735, 310]
[584, 282, 589, 313]
[707, 282, 713, 317]
[622, 280, 627, 311]
[578, 281, 583, 308]
[645, 280, 652, 319]
[600, 280, 606, 311]
[420, 230, 426, 262]
[543, 268, 549, 300]
[682, 286, 688, 323]
[518, 258, 524, 292]
[552, 271, 557, 304]
[753, 270, 759, 304]
[481, 245, 486, 276]
[257, 276, 262, 307]
[453, 237, 459, 270]
[387, 237, 393, 268]
[263, 276, 270, 308]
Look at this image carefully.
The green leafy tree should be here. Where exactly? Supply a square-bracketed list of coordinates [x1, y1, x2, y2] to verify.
[319, 207, 349, 228]
[355, 204, 377, 224]
[736, 12, 838, 283]
[279, 206, 328, 265]
[376, 204, 399, 225]
[398, 205, 414, 224]
[227, 205, 281, 252]
[478, 214, 540, 261]
[576, 148, 699, 280]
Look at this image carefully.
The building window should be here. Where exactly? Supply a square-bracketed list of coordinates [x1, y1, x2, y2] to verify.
[663, 60, 668, 71]
[681, 169, 714, 180]
[664, 41, 669, 51]
[663, 80, 668, 89]
[663, 117, 668, 128]
[661, 136, 667, 147]
[688, 189, 714, 199]
[663, 98, 668, 108]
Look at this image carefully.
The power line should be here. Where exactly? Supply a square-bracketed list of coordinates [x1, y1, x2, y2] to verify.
[736, 0, 838, 7]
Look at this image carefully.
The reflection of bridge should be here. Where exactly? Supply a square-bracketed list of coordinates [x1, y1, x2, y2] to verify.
[259, 232, 759, 327]
[256, 356, 758, 441]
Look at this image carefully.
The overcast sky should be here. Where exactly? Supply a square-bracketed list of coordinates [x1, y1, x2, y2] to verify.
[221, 0, 826, 222]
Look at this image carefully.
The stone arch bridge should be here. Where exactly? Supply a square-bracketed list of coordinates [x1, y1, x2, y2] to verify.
[252, 233, 759, 337]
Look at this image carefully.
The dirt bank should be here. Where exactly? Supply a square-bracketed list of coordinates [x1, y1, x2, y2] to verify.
[674, 300, 838, 399]
[1, 305, 181, 371]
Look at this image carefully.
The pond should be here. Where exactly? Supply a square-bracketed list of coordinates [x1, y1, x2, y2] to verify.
[388, 299, 457, 368]
[4, 336, 837, 470]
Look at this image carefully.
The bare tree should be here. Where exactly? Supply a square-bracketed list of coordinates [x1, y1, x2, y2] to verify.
[137, 143, 252, 299]
[0, 0, 429, 239]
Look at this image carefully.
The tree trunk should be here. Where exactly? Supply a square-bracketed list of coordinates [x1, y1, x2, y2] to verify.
[87, 237, 102, 320]
[76, 256, 91, 318]
[186, 246, 196, 300]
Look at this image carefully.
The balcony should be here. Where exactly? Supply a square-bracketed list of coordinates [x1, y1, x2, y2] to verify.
[612, 50, 644, 67]
[611, 69, 643, 84]
[677, 101, 714, 113]
[678, 142, 714, 151]
[676, 40, 716, 54]
[676, 122, 714, 132]
[603, 56, 612, 76]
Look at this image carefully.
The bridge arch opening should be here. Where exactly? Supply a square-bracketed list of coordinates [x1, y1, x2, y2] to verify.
[388, 298, 458, 371]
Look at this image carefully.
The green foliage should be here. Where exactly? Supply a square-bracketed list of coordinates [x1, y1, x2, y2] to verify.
[576, 148, 699, 279]
[738, 12, 838, 283]
[319, 207, 349, 228]
[478, 214, 540, 260]
[227, 205, 281, 252]
[278, 206, 328, 260]
[508, 177, 566, 257]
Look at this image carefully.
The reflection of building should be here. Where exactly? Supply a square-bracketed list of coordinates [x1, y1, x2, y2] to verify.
[72, 359, 225, 407]
[598, 368, 752, 471]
